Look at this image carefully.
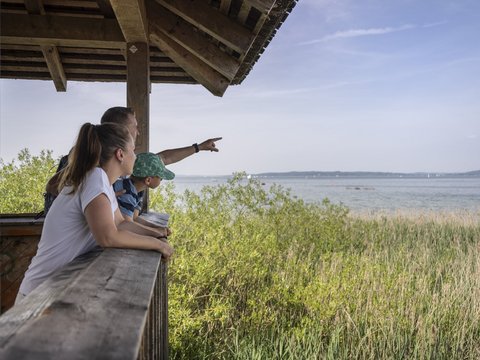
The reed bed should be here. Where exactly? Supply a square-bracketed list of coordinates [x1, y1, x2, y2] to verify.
[150, 174, 480, 359]
[2, 151, 478, 359]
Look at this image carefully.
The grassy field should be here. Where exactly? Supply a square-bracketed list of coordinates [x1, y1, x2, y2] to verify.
[150, 174, 480, 359]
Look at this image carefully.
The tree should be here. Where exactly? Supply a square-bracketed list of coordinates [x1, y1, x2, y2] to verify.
[0, 149, 57, 213]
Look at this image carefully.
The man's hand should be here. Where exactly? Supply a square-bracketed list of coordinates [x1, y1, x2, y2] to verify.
[199, 137, 222, 152]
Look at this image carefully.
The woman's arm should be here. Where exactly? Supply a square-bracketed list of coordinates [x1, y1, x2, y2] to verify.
[84, 194, 173, 259]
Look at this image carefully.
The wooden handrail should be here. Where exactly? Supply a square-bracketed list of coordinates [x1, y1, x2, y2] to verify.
[0, 248, 168, 359]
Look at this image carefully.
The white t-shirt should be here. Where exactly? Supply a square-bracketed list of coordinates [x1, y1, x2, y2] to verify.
[20, 167, 118, 295]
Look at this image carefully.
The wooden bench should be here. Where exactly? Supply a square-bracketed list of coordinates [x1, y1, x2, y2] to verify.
[0, 248, 168, 359]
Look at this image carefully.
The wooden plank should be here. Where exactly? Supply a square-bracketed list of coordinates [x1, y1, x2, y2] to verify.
[110, 0, 148, 43]
[61, 54, 125, 65]
[41, 45, 67, 91]
[0, 71, 52, 80]
[95, 0, 116, 18]
[65, 68, 125, 75]
[150, 75, 195, 83]
[0, 248, 163, 359]
[155, 0, 255, 54]
[219, 0, 232, 15]
[0, 226, 43, 237]
[0, 250, 102, 348]
[43, 0, 100, 7]
[147, 0, 240, 81]
[237, 2, 251, 24]
[150, 31, 229, 96]
[243, 0, 276, 14]
[57, 47, 124, 55]
[0, 44, 42, 51]
[23, 0, 46, 15]
[60, 73, 126, 81]
[127, 42, 150, 154]
[2, 52, 45, 62]
[0, 63, 49, 72]
[0, 13, 125, 49]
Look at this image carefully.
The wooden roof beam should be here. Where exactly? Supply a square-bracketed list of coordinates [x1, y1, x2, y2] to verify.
[110, 0, 148, 43]
[219, 0, 232, 15]
[96, 0, 116, 18]
[41, 45, 67, 91]
[155, 0, 254, 55]
[24, 0, 67, 91]
[24, 0, 46, 15]
[0, 13, 125, 49]
[243, 0, 276, 14]
[150, 31, 229, 97]
[147, 0, 240, 81]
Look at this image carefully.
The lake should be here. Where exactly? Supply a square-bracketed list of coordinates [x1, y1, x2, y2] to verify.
[170, 176, 480, 212]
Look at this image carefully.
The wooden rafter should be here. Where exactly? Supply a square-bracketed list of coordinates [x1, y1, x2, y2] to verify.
[0, 13, 125, 49]
[109, 0, 148, 43]
[243, 0, 276, 14]
[96, 0, 116, 18]
[219, 0, 232, 15]
[155, 0, 254, 55]
[147, 0, 240, 81]
[150, 31, 228, 97]
[24, 0, 46, 15]
[41, 45, 67, 91]
[23, 0, 67, 91]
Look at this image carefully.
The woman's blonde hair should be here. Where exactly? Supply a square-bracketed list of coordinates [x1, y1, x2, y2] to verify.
[59, 122, 130, 193]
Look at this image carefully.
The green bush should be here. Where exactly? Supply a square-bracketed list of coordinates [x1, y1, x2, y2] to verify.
[0, 149, 57, 213]
[149, 173, 480, 359]
[2, 151, 479, 359]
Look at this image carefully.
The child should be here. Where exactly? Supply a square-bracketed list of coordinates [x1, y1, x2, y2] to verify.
[114, 152, 174, 229]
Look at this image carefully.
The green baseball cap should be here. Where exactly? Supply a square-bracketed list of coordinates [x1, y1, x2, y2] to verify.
[133, 152, 175, 180]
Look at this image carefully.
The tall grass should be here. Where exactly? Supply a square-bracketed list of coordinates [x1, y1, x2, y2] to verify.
[150, 173, 480, 359]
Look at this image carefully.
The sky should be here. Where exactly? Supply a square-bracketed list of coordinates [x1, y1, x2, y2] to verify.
[1, 0, 479, 175]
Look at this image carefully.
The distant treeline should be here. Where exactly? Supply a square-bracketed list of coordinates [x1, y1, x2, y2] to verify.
[255, 170, 480, 178]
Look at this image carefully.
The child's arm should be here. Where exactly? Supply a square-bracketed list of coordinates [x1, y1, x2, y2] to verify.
[134, 215, 172, 236]
[115, 209, 169, 238]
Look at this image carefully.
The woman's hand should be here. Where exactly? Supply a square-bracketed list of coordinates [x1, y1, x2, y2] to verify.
[157, 239, 174, 260]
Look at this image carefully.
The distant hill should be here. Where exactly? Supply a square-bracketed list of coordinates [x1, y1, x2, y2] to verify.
[254, 170, 480, 178]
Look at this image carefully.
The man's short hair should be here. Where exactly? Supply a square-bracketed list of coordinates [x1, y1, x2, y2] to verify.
[100, 107, 135, 126]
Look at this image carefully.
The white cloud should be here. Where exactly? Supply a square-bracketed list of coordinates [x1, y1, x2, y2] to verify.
[300, 24, 416, 45]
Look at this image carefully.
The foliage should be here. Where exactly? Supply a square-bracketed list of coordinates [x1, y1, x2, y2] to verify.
[149, 173, 480, 359]
[2, 151, 479, 358]
[0, 149, 57, 213]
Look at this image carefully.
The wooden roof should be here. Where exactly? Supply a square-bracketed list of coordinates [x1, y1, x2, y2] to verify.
[0, 0, 297, 96]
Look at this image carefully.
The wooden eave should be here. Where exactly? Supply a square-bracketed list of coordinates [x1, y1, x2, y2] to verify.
[0, 0, 297, 96]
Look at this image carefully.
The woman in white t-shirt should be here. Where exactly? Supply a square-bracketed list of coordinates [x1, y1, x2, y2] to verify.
[18, 122, 173, 299]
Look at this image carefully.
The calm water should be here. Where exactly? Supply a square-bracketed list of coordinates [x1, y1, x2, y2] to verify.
[170, 176, 480, 212]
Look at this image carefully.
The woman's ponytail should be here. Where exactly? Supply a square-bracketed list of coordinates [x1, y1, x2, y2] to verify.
[59, 123, 102, 193]
[58, 122, 130, 194]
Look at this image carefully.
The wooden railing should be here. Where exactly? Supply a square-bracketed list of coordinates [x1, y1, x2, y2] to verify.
[0, 247, 168, 359]
[0, 215, 44, 313]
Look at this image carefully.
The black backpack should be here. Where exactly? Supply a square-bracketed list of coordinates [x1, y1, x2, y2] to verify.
[42, 155, 69, 216]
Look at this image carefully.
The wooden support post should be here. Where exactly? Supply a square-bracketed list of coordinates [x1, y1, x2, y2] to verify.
[127, 42, 150, 153]
[127, 42, 150, 211]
